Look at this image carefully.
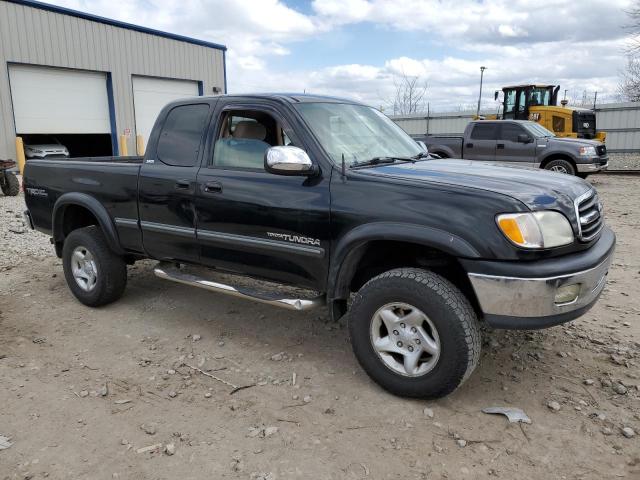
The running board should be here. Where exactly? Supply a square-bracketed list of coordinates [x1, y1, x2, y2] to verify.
[153, 262, 325, 311]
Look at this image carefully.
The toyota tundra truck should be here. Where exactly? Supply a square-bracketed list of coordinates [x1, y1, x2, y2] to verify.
[23, 94, 615, 399]
[418, 120, 609, 177]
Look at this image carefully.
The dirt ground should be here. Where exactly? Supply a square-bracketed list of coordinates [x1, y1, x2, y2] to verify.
[1, 174, 639, 480]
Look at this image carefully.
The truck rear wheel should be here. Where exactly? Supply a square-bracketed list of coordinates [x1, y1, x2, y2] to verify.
[348, 268, 481, 398]
[1, 171, 19, 196]
[62, 226, 127, 307]
[544, 159, 576, 176]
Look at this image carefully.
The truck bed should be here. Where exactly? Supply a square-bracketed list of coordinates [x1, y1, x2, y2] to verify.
[419, 135, 464, 158]
[44, 155, 144, 163]
[24, 156, 143, 237]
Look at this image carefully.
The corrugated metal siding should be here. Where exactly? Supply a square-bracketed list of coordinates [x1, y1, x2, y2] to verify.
[392, 102, 640, 152]
[593, 103, 640, 152]
[0, 0, 225, 160]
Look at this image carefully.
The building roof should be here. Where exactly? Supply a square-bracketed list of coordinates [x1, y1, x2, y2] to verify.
[6, 0, 227, 51]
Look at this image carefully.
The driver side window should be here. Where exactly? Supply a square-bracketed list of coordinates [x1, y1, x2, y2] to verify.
[500, 123, 525, 143]
[212, 110, 289, 170]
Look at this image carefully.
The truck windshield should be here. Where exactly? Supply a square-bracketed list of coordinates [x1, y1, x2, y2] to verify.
[295, 102, 422, 166]
[524, 122, 556, 138]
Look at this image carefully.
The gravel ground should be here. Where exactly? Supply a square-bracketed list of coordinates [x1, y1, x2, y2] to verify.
[0, 186, 51, 271]
[0, 174, 639, 479]
[608, 153, 640, 171]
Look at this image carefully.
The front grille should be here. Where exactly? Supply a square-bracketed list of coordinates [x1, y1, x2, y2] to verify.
[575, 190, 604, 241]
[596, 145, 607, 156]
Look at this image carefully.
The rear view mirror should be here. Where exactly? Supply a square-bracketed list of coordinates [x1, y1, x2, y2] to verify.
[517, 134, 532, 143]
[494, 90, 499, 101]
[265, 146, 316, 176]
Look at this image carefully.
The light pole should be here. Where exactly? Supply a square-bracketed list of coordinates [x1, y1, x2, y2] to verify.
[476, 66, 486, 117]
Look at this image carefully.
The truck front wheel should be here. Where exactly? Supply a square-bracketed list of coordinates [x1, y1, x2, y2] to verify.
[543, 159, 576, 176]
[348, 268, 481, 398]
[62, 226, 127, 307]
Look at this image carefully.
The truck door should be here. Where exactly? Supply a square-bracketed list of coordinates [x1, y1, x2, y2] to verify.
[194, 101, 331, 291]
[496, 123, 537, 167]
[464, 123, 497, 161]
[138, 102, 212, 262]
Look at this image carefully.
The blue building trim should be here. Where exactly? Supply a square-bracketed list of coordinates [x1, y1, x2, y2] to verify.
[223, 50, 228, 94]
[105, 73, 118, 155]
[197, 81, 204, 96]
[7, 0, 227, 51]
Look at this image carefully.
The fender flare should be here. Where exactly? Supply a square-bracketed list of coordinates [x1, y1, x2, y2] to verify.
[52, 192, 124, 255]
[430, 145, 455, 158]
[327, 222, 480, 301]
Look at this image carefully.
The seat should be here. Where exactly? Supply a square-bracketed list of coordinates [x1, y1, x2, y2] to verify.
[214, 120, 270, 169]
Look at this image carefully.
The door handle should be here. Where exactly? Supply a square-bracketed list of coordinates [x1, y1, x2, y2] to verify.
[175, 179, 190, 189]
[203, 181, 222, 194]
[497, 143, 505, 149]
[466, 143, 474, 148]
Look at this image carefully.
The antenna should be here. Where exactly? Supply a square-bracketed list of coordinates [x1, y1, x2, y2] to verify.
[341, 153, 346, 179]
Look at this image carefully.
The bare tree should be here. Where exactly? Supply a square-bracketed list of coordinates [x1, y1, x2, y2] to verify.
[619, 1, 640, 101]
[628, 0, 640, 53]
[619, 56, 640, 102]
[386, 73, 428, 115]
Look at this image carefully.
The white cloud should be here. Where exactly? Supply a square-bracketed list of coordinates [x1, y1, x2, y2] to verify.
[49, 0, 634, 111]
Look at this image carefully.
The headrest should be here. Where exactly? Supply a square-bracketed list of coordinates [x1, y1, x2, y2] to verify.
[233, 121, 266, 141]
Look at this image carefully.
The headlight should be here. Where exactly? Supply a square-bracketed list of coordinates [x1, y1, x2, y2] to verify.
[497, 211, 574, 248]
[579, 146, 596, 156]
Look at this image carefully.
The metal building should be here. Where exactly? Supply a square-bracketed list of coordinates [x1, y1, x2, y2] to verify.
[0, 0, 226, 162]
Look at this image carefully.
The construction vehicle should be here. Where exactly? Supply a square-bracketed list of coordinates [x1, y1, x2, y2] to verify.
[487, 85, 606, 142]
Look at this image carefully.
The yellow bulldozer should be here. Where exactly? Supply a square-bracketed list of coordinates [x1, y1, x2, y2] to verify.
[484, 85, 606, 142]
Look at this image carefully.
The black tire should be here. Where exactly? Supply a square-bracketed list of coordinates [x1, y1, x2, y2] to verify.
[543, 159, 576, 176]
[1, 172, 20, 196]
[577, 173, 590, 179]
[62, 226, 127, 307]
[348, 268, 481, 398]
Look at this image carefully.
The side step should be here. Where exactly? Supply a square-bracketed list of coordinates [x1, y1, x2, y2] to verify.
[153, 262, 325, 311]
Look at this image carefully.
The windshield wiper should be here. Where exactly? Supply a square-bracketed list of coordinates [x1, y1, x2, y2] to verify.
[411, 151, 430, 160]
[350, 156, 415, 168]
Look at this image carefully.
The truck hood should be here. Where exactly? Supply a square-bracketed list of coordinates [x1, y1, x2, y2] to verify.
[355, 159, 591, 212]
[540, 137, 603, 147]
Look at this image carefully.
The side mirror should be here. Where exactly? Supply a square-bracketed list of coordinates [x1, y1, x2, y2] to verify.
[517, 134, 532, 144]
[415, 140, 428, 152]
[494, 90, 500, 101]
[265, 146, 316, 176]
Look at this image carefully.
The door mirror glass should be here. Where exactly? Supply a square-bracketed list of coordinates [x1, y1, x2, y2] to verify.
[517, 134, 532, 143]
[415, 140, 428, 152]
[265, 146, 315, 176]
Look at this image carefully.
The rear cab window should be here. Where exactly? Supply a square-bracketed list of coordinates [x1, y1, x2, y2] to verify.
[156, 104, 210, 167]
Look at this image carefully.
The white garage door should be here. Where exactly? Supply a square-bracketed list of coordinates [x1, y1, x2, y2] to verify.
[9, 65, 111, 134]
[133, 77, 199, 145]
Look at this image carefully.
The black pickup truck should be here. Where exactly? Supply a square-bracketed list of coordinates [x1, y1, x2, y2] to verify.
[23, 94, 615, 398]
[418, 120, 609, 177]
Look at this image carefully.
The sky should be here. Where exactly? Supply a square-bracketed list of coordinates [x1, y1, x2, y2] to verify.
[49, 0, 635, 113]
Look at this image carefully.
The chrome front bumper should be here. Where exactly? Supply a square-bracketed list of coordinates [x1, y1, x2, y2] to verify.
[468, 252, 613, 326]
[577, 160, 608, 173]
